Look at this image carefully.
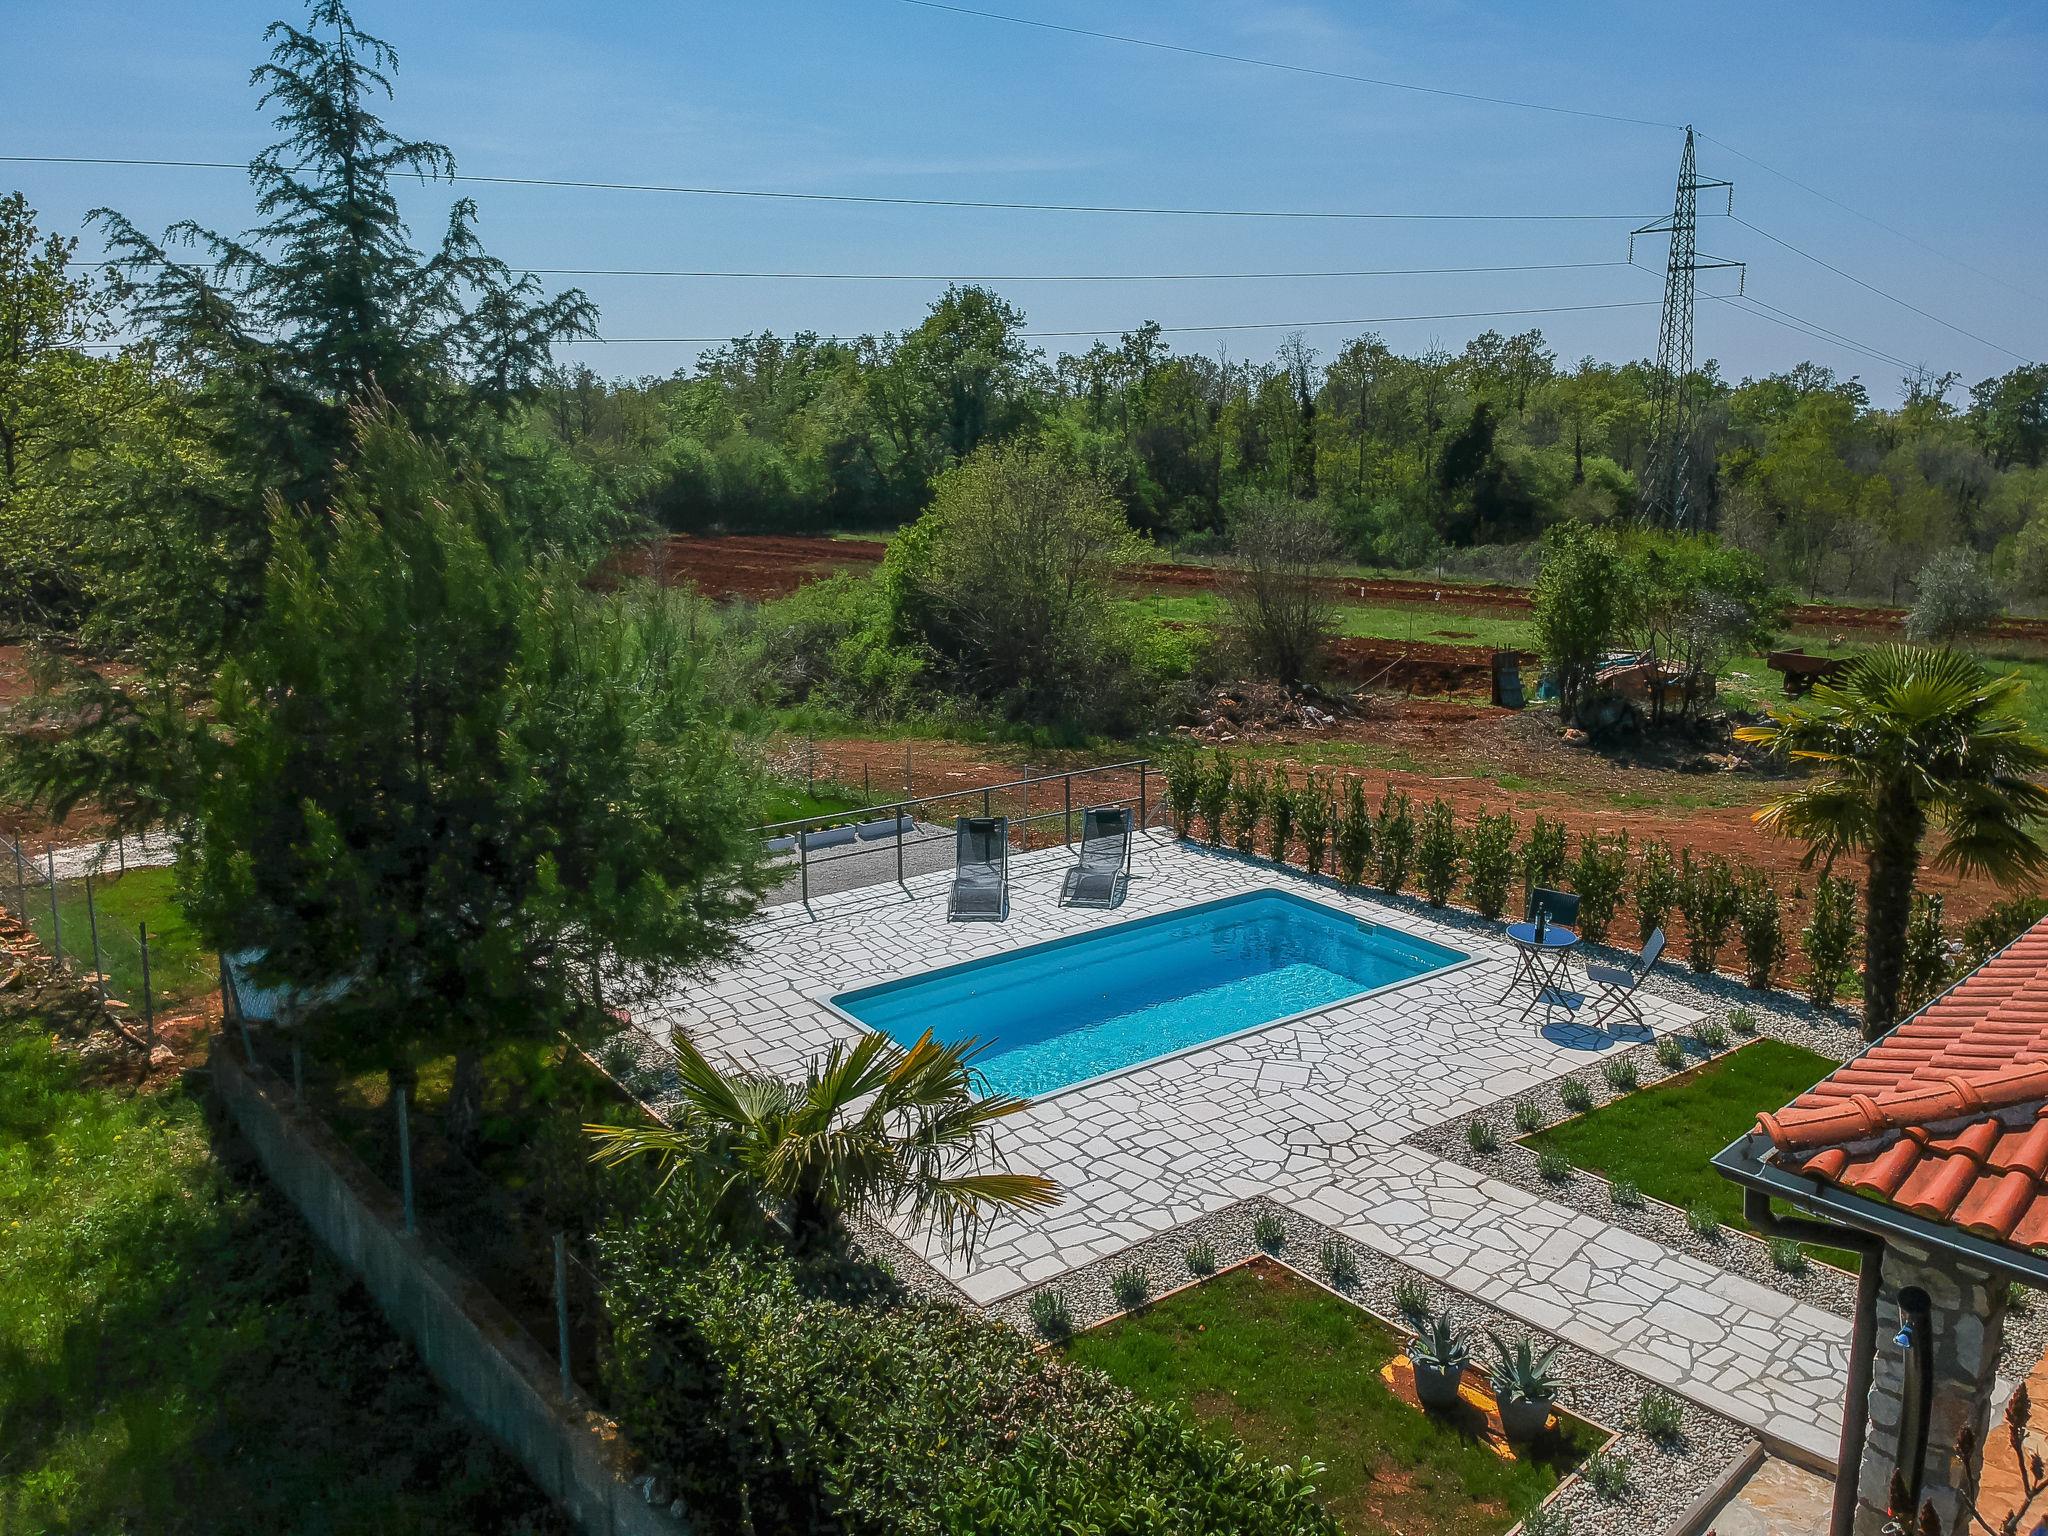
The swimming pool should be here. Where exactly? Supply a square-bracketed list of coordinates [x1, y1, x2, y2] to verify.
[830, 890, 1469, 1097]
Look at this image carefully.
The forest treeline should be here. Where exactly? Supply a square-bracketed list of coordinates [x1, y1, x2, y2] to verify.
[526, 291, 2048, 602]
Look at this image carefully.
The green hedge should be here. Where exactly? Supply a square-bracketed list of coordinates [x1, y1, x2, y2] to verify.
[597, 1206, 1340, 1536]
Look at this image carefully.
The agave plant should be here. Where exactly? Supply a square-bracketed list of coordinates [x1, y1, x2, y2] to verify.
[1486, 1332, 1564, 1404]
[1408, 1312, 1472, 1371]
[587, 1028, 1060, 1257]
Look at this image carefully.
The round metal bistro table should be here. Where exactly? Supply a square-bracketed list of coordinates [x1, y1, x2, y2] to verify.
[1502, 920, 1579, 1018]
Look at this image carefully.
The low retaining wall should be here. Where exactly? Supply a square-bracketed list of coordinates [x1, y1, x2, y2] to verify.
[209, 1040, 685, 1536]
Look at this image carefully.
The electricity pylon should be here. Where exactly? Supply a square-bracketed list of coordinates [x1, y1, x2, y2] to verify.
[1632, 126, 1742, 528]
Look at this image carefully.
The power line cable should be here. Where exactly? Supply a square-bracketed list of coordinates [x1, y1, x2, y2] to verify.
[0, 154, 1656, 222]
[895, 0, 1680, 130]
[1697, 131, 2048, 311]
[1705, 292, 1922, 375]
[1730, 215, 2031, 364]
[71, 257, 1635, 282]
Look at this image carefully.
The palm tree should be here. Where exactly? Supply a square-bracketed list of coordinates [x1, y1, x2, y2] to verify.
[587, 1028, 1060, 1255]
[1738, 645, 2048, 1038]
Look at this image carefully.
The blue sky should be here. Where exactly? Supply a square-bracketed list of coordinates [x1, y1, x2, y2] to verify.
[5, 1, 2042, 403]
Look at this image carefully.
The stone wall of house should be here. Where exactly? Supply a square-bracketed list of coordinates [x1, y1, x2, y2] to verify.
[1854, 1241, 2008, 1536]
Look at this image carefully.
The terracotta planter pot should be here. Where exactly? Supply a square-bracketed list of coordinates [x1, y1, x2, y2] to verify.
[1412, 1358, 1466, 1412]
[1497, 1392, 1555, 1442]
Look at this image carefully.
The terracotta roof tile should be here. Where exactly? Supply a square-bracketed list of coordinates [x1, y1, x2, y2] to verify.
[1756, 918, 2048, 1254]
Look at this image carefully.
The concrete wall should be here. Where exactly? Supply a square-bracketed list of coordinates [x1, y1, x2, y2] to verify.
[1854, 1240, 2008, 1536]
[210, 1041, 687, 1536]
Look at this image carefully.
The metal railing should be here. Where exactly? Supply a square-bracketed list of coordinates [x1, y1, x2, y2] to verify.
[755, 758, 1155, 905]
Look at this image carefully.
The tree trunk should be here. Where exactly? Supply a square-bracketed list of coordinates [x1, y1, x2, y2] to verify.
[446, 1048, 486, 1153]
[1862, 793, 1925, 1040]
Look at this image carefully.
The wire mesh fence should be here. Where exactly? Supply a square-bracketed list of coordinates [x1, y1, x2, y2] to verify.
[755, 753, 1160, 905]
[0, 830, 210, 1049]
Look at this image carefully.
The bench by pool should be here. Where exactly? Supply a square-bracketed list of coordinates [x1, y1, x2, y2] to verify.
[830, 889, 1469, 1097]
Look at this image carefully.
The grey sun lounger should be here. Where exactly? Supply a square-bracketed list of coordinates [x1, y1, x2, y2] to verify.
[948, 816, 1009, 921]
[1060, 806, 1133, 909]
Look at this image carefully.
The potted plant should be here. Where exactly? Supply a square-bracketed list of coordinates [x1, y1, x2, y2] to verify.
[1407, 1312, 1471, 1411]
[1487, 1332, 1563, 1442]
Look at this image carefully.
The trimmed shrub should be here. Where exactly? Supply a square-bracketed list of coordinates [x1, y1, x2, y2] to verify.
[1374, 785, 1414, 895]
[1902, 892, 1954, 1015]
[1632, 840, 1681, 945]
[1228, 767, 1265, 854]
[1568, 832, 1629, 942]
[1415, 798, 1461, 907]
[1334, 777, 1373, 890]
[1679, 850, 1739, 974]
[1264, 766, 1297, 864]
[1465, 811, 1518, 919]
[1960, 895, 2048, 971]
[1736, 867, 1784, 990]
[1197, 755, 1233, 847]
[1294, 775, 1332, 877]
[1520, 815, 1568, 899]
[1803, 873, 1859, 1009]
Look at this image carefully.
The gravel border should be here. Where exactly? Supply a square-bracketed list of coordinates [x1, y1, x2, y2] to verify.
[982, 1194, 1759, 1536]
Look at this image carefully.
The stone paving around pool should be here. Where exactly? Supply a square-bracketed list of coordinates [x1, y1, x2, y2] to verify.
[636, 831, 1854, 1468]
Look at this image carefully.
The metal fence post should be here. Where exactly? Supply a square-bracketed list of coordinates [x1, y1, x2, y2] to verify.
[982, 787, 991, 818]
[895, 811, 905, 887]
[12, 838, 24, 915]
[139, 921, 155, 1053]
[396, 1088, 417, 1235]
[554, 1233, 573, 1399]
[45, 848, 61, 969]
[799, 830, 809, 906]
[1064, 777, 1073, 847]
[84, 872, 105, 999]
[903, 742, 912, 794]
[1139, 762, 1149, 830]
[116, 837, 125, 876]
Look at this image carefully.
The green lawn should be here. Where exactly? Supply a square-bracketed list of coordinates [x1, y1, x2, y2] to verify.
[1126, 592, 1538, 652]
[0, 1004, 566, 1535]
[25, 865, 216, 1012]
[1065, 1261, 1601, 1536]
[1524, 1039, 1853, 1268]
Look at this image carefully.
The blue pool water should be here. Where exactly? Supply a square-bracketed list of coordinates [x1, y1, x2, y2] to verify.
[832, 891, 1467, 1097]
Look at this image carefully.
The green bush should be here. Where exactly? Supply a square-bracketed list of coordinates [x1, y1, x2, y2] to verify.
[1029, 1289, 1075, 1340]
[1374, 785, 1415, 894]
[1558, 1078, 1592, 1114]
[1693, 1020, 1729, 1052]
[1686, 1203, 1721, 1240]
[1294, 776, 1332, 877]
[1959, 895, 2048, 971]
[1415, 798, 1461, 907]
[1654, 1035, 1685, 1072]
[1679, 851, 1739, 973]
[1466, 1119, 1499, 1154]
[1184, 1241, 1218, 1277]
[1728, 1007, 1759, 1036]
[1601, 1056, 1639, 1093]
[1519, 816, 1568, 899]
[599, 1210, 1341, 1536]
[1334, 778, 1373, 890]
[1768, 1238, 1808, 1275]
[1197, 756, 1233, 848]
[1465, 811, 1517, 919]
[1513, 1099, 1544, 1134]
[1536, 1150, 1572, 1185]
[1111, 1266, 1150, 1311]
[1902, 892, 1953, 1015]
[1568, 832, 1629, 942]
[1318, 1239, 1360, 1289]
[1254, 1213, 1287, 1251]
[1228, 766, 1266, 854]
[1736, 867, 1784, 990]
[1584, 1448, 1631, 1501]
[1265, 767, 1297, 864]
[1610, 1177, 1642, 1209]
[1803, 874, 1859, 1009]
[1633, 840, 1681, 945]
